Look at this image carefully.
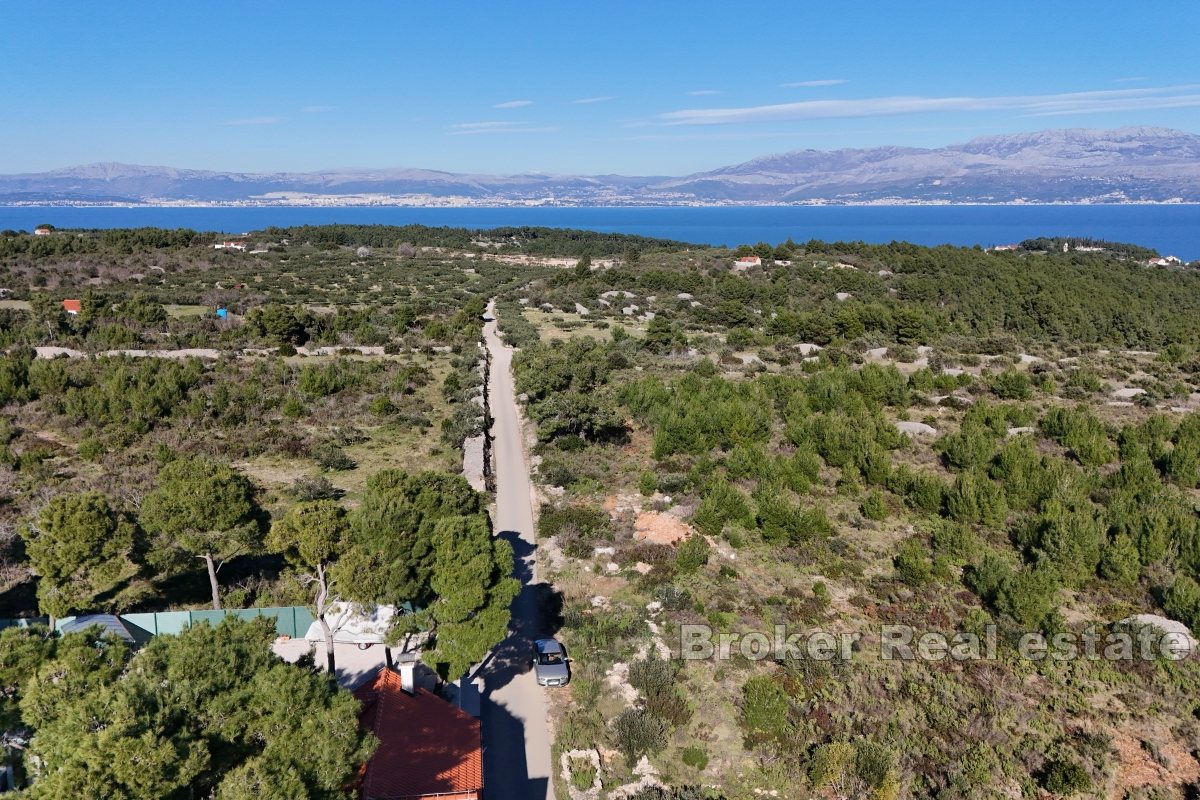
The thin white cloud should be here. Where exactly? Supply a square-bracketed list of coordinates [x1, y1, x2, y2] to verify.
[620, 132, 802, 142]
[572, 95, 616, 104]
[302, 105, 336, 113]
[449, 121, 558, 136]
[493, 100, 533, 109]
[622, 125, 982, 143]
[659, 85, 1200, 125]
[686, 89, 721, 96]
[1021, 94, 1200, 117]
[781, 79, 848, 88]
[452, 121, 520, 130]
[1113, 76, 1149, 84]
[222, 116, 283, 126]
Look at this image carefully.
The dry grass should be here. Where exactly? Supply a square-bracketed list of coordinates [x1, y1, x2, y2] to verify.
[521, 308, 645, 341]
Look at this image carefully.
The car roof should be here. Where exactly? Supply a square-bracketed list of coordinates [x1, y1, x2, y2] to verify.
[535, 638, 563, 654]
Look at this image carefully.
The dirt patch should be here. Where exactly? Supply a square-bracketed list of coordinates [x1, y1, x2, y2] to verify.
[1108, 728, 1200, 798]
[633, 511, 693, 545]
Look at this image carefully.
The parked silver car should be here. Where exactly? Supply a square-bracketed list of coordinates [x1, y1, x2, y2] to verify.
[532, 638, 570, 687]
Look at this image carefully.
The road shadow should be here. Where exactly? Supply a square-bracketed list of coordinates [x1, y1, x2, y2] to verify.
[479, 530, 563, 799]
[482, 696, 551, 800]
[482, 530, 564, 695]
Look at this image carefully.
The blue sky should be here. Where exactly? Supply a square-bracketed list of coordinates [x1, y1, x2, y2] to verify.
[2, 1, 1198, 175]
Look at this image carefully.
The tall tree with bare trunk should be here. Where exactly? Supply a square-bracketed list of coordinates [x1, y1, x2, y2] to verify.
[268, 499, 351, 677]
[140, 456, 265, 610]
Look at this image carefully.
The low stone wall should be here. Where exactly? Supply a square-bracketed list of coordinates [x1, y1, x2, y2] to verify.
[461, 339, 492, 492]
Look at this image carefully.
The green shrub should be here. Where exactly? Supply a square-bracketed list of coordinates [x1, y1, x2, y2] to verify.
[936, 423, 996, 471]
[289, 474, 340, 501]
[894, 538, 932, 587]
[1042, 407, 1115, 467]
[78, 436, 105, 462]
[1098, 534, 1141, 587]
[1029, 500, 1106, 588]
[1163, 575, 1200, 631]
[369, 394, 395, 416]
[860, 491, 888, 520]
[612, 708, 668, 765]
[681, 746, 709, 771]
[809, 741, 898, 798]
[999, 563, 1063, 629]
[281, 395, 305, 418]
[313, 443, 356, 471]
[675, 535, 711, 575]
[630, 656, 692, 727]
[931, 520, 982, 565]
[990, 369, 1033, 400]
[568, 757, 597, 791]
[945, 470, 1008, 526]
[889, 465, 945, 513]
[740, 675, 792, 743]
[537, 504, 611, 558]
[1065, 368, 1104, 395]
[964, 552, 1014, 608]
[1041, 757, 1091, 794]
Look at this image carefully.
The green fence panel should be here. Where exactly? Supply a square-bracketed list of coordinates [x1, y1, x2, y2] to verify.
[189, 610, 227, 629]
[121, 613, 159, 636]
[291, 607, 316, 638]
[153, 611, 191, 635]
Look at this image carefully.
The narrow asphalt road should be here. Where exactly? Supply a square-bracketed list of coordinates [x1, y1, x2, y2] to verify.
[480, 300, 557, 800]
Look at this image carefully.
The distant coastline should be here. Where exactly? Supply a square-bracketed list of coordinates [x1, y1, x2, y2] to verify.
[4, 128, 1199, 208]
[3, 204, 1198, 260]
[3, 198, 1200, 209]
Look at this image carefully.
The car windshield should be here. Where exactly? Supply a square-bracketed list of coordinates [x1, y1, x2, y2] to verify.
[538, 651, 563, 665]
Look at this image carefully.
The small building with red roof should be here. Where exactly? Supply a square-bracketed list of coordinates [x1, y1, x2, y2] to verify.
[61, 299, 81, 315]
[353, 664, 484, 800]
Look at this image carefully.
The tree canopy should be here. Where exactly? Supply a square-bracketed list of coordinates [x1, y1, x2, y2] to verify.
[20, 618, 373, 800]
[20, 491, 139, 622]
[140, 456, 266, 610]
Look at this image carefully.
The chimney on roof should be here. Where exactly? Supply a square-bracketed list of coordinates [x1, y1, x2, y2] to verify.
[396, 651, 418, 694]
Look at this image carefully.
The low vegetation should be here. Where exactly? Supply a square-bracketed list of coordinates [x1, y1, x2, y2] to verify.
[5, 225, 1200, 797]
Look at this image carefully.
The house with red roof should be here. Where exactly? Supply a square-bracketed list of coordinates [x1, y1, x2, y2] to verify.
[353, 660, 484, 800]
[61, 299, 81, 315]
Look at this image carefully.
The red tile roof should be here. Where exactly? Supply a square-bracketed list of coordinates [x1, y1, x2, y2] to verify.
[354, 667, 483, 800]
[62, 299, 81, 314]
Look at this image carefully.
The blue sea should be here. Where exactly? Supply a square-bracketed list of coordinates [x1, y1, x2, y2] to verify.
[2, 204, 1197, 260]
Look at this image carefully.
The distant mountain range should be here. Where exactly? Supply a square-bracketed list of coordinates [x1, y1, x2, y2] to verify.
[4, 127, 1200, 206]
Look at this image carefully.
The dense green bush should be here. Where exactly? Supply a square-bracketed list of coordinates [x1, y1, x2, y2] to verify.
[739, 675, 793, 746]
[989, 369, 1033, 400]
[860, 490, 888, 520]
[681, 746, 709, 771]
[1040, 757, 1091, 794]
[674, 535, 710, 575]
[936, 422, 997, 471]
[613, 708, 669, 765]
[945, 470, 1008, 525]
[894, 538, 933, 587]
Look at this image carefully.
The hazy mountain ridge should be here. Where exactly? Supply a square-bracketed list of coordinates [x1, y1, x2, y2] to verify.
[3, 127, 1199, 205]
